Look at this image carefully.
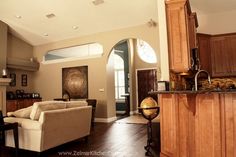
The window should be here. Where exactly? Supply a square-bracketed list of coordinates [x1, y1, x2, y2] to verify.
[43, 43, 103, 64]
[137, 39, 157, 63]
[114, 54, 125, 100]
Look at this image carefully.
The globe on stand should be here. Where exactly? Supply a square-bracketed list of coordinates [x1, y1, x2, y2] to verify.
[139, 97, 159, 156]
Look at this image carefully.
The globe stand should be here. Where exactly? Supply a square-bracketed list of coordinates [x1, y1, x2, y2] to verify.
[139, 106, 159, 156]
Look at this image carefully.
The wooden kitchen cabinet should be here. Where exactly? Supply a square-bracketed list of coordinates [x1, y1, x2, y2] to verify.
[221, 94, 236, 157]
[225, 35, 236, 75]
[210, 36, 230, 77]
[197, 33, 211, 73]
[159, 93, 226, 157]
[195, 94, 222, 157]
[165, 0, 198, 73]
[188, 13, 198, 49]
[6, 98, 42, 112]
[197, 33, 236, 77]
[210, 34, 236, 77]
[159, 94, 177, 157]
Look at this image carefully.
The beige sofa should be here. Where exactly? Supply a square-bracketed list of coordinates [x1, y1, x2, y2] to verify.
[4, 101, 92, 152]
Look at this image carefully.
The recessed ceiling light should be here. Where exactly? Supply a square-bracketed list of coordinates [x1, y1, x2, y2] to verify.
[72, 26, 78, 30]
[43, 33, 48, 36]
[46, 13, 56, 19]
[15, 15, 22, 19]
[92, 0, 104, 6]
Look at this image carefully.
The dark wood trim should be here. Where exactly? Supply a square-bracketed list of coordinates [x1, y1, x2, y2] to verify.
[197, 33, 212, 37]
[197, 32, 236, 37]
[212, 32, 236, 37]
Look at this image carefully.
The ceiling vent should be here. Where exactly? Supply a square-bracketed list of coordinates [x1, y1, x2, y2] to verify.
[46, 13, 56, 19]
[92, 0, 104, 6]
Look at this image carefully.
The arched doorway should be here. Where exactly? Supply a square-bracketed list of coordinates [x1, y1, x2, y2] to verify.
[107, 38, 159, 120]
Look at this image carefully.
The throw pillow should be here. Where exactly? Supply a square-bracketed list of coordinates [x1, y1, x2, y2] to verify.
[7, 106, 32, 118]
[30, 101, 66, 120]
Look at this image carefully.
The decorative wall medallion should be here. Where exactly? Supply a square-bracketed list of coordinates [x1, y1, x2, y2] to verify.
[62, 66, 88, 99]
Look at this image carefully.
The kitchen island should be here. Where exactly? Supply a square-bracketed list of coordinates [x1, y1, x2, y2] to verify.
[150, 90, 236, 157]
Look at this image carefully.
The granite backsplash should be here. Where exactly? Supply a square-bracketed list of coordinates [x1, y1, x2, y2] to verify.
[199, 78, 236, 90]
[169, 71, 236, 91]
[169, 71, 187, 90]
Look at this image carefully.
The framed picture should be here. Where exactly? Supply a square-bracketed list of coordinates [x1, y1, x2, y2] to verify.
[62, 66, 88, 99]
[21, 74, 27, 86]
[9, 73, 16, 86]
[157, 81, 169, 91]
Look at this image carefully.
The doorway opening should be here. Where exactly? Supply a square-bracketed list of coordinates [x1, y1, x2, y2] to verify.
[107, 38, 159, 121]
[111, 40, 130, 120]
[136, 68, 158, 112]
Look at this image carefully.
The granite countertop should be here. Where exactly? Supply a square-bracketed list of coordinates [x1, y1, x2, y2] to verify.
[149, 89, 236, 94]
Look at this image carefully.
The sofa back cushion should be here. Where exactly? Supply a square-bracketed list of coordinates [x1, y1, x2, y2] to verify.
[30, 101, 66, 120]
[66, 100, 88, 108]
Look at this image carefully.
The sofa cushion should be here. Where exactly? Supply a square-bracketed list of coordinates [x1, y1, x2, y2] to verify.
[66, 100, 88, 108]
[4, 117, 42, 130]
[7, 106, 32, 118]
[30, 101, 66, 121]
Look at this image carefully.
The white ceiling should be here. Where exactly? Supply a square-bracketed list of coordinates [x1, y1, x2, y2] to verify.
[0, 0, 158, 46]
[190, 0, 236, 14]
[1, 0, 236, 46]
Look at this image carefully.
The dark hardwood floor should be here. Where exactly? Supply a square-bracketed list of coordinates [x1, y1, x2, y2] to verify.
[0, 122, 160, 157]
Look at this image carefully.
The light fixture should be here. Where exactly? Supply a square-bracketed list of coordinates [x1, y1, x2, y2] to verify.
[72, 26, 78, 30]
[43, 33, 48, 36]
[2, 69, 7, 78]
[15, 15, 22, 19]
[92, 0, 104, 6]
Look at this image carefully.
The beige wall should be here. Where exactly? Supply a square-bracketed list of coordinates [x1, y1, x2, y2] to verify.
[33, 24, 161, 119]
[6, 33, 35, 93]
[128, 39, 136, 112]
[106, 53, 115, 118]
[195, 10, 236, 34]
[6, 69, 35, 93]
[0, 21, 8, 72]
[7, 33, 33, 60]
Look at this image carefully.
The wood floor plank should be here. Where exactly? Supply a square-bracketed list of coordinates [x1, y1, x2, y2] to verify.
[0, 122, 160, 157]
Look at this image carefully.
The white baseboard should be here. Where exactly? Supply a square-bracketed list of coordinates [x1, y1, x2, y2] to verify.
[95, 116, 117, 123]
[116, 110, 139, 115]
[130, 110, 139, 115]
[116, 111, 126, 114]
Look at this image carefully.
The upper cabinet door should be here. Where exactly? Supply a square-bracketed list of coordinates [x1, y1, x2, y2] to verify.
[197, 33, 211, 73]
[188, 13, 198, 49]
[210, 36, 229, 77]
[165, 0, 196, 73]
[225, 35, 236, 75]
[210, 34, 236, 77]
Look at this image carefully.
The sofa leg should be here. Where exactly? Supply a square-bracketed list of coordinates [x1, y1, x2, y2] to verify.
[37, 152, 41, 157]
[84, 136, 89, 143]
